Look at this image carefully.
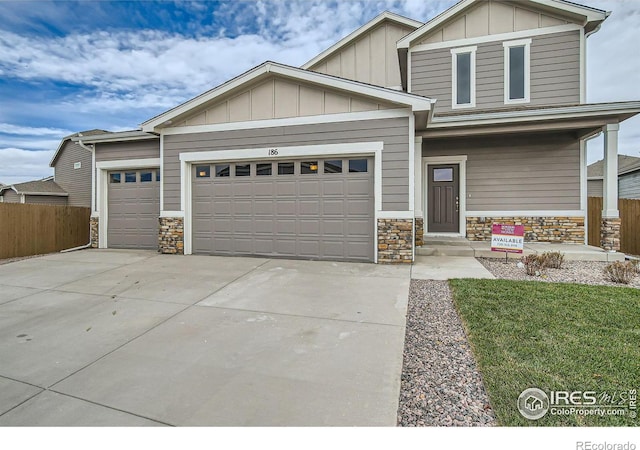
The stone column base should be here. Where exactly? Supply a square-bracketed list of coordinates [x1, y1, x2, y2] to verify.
[90, 216, 99, 248]
[600, 217, 621, 252]
[159, 217, 184, 254]
[466, 216, 585, 243]
[378, 218, 413, 264]
[415, 217, 424, 247]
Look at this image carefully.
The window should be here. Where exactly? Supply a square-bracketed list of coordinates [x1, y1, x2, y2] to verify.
[324, 160, 342, 174]
[433, 168, 453, 182]
[256, 163, 272, 176]
[215, 164, 230, 177]
[451, 46, 476, 108]
[278, 162, 295, 175]
[125, 172, 136, 183]
[349, 159, 367, 173]
[301, 161, 318, 174]
[503, 39, 531, 104]
[196, 165, 210, 178]
[140, 171, 153, 182]
[235, 164, 250, 177]
[110, 173, 121, 183]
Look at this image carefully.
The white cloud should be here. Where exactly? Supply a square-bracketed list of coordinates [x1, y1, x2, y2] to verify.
[0, 123, 73, 136]
[0, 148, 54, 185]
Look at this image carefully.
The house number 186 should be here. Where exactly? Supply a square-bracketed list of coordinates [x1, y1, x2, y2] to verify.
[268, 149, 278, 156]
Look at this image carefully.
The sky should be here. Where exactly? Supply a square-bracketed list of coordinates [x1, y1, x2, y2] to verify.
[0, 0, 639, 185]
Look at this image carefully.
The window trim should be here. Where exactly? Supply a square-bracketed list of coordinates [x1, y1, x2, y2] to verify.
[503, 38, 531, 105]
[451, 46, 477, 109]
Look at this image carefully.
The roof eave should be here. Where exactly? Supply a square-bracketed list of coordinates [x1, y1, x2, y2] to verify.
[71, 130, 158, 144]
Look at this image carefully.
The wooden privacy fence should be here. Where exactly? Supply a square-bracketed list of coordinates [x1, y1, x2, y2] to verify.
[0, 203, 91, 260]
[588, 196, 640, 256]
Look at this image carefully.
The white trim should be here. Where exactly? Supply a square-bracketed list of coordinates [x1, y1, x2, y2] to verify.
[20, 194, 25, 204]
[423, 155, 467, 237]
[179, 142, 384, 262]
[414, 136, 423, 216]
[91, 147, 96, 214]
[406, 24, 582, 53]
[451, 46, 477, 109]
[71, 131, 157, 144]
[602, 123, 620, 218]
[160, 210, 184, 218]
[142, 62, 432, 132]
[96, 158, 161, 249]
[20, 192, 68, 197]
[407, 50, 412, 93]
[580, 26, 586, 103]
[408, 114, 415, 212]
[503, 39, 531, 105]
[160, 131, 165, 211]
[162, 109, 410, 136]
[465, 210, 584, 217]
[301, 11, 422, 69]
[96, 158, 161, 170]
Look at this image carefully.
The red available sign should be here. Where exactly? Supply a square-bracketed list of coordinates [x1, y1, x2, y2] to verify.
[490, 223, 525, 254]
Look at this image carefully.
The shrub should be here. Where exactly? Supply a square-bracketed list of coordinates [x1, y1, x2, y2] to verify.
[522, 255, 547, 277]
[629, 259, 640, 275]
[604, 261, 637, 284]
[541, 251, 565, 269]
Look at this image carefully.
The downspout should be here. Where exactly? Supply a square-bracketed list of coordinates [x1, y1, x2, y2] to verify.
[62, 136, 95, 252]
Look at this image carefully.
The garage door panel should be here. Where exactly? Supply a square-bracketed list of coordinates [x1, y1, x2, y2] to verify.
[192, 157, 374, 262]
[108, 170, 159, 250]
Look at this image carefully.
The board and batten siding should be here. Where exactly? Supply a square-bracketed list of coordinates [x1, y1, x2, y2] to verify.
[411, 30, 580, 112]
[94, 139, 160, 162]
[53, 141, 92, 208]
[163, 117, 410, 211]
[619, 172, 640, 199]
[423, 132, 580, 210]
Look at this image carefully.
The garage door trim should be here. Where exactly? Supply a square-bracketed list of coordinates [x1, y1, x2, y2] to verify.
[96, 158, 160, 249]
[179, 142, 383, 261]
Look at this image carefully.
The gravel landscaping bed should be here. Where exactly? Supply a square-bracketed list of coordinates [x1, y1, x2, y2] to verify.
[397, 279, 496, 427]
[478, 258, 640, 289]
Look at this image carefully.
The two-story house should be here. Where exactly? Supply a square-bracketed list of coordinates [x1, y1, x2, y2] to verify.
[50, 0, 640, 262]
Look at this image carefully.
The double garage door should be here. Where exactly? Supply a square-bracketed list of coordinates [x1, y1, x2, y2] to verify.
[107, 169, 160, 250]
[192, 157, 375, 262]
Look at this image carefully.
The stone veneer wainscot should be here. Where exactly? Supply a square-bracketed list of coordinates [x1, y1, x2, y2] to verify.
[159, 217, 184, 254]
[377, 218, 413, 264]
[466, 216, 585, 243]
[90, 216, 99, 248]
[600, 218, 621, 252]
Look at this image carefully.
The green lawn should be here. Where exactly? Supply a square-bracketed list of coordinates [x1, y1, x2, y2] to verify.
[450, 279, 640, 426]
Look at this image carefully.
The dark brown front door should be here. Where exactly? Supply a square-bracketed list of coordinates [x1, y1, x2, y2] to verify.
[427, 164, 459, 233]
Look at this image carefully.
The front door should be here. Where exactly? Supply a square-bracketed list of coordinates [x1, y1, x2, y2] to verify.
[427, 164, 459, 233]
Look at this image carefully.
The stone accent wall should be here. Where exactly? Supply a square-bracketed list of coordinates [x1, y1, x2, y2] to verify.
[466, 216, 585, 243]
[90, 216, 99, 248]
[159, 217, 184, 254]
[415, 217, 424, 247]
[600, 218, 621, 252]
[378, 219, 413, 264]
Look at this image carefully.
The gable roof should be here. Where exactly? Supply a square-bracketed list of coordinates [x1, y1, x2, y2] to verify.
[0, 178, 68, 197]
[49, 129, 108, 167]
[141, 61, 434, 132]
[397, 0, 609, 49]
[301, 11, 422, 70]
[588, 155, 640, 178]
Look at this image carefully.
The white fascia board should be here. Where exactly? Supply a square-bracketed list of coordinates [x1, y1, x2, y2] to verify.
[49, 137, 71, 167]
[96, 158, 160, 170]
[71, 131, 158, 144]
[430, 102, 640, 128]
[465, 210, 585, 217]
[397, 0, 474, 49]
[531, 0, 608, 22]
[21, 192, 68, 197]
[142, 62, 432, 133]
[302, 11, 422, 69]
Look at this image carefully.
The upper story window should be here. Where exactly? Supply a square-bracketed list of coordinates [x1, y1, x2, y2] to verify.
[503, 39, 531, 104]
[450, 46, 476, 109]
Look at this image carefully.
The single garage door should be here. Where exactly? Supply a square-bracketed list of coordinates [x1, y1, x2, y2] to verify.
[107, 169, 160, 249]
[192, 157, 374, 262]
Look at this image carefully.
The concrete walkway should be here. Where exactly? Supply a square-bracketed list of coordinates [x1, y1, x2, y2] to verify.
[0, 250, 410, 426]
[411, 256, 495, 280]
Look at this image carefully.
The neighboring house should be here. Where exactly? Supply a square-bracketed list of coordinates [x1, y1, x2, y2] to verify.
[56, 0, 639, 262]
[0, 177, 69, 205]
[588, 155, 640, 199]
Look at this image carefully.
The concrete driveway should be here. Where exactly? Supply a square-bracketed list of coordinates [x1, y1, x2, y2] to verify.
[0, 250, 410, 426]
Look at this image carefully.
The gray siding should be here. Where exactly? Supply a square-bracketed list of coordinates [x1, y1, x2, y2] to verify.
[2, 190, 20, 203]
[163, 117, 410, 211]
[95, 139, 160, 162]
[411, 30, 580, 112]
[587, 179, 603, 197]
[54, 141, 92, 207]
[25, 195, 68, 205]
[619, 172, 640, 199]
[423, 132, 580, 210]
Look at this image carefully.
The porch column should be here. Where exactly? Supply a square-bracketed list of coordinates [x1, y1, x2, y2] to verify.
[600, 123, 621, 251]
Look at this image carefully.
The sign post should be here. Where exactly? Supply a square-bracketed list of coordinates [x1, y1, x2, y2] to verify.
[491, 223, 525, 263]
